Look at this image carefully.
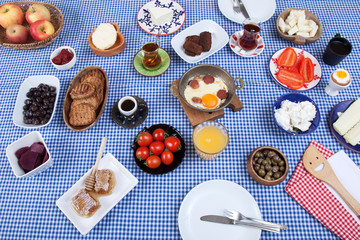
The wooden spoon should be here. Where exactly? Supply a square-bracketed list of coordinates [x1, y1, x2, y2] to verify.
[85, 137, 107, 191]
[303, 145, 360, 218]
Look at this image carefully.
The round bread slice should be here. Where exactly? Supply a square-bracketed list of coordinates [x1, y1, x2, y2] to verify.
[92, 23, 117, 50]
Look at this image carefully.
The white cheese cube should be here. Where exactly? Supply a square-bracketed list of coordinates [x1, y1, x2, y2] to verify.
[288, 25, 299, 35]
[278, 17, 287, 33]
[309, 25, 318, 37]
[307, 20, 317, 28]
[149, 7, 173, 26]
[297, 14, 306, 28]
[285, 12, 296, 24]
[294, 10, 306, 17]
[296, 31, 310, 38]
[288, 17, 298, 28]
[298, 25, 313, 33]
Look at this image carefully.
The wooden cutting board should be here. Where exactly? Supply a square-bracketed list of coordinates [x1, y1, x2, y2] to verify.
[171, 79, 243, 127]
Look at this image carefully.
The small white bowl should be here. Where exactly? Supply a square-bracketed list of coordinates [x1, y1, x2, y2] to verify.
[13, 75, 60, 129]
[6, 131, 53, 178]
[50, 46, 76, 70]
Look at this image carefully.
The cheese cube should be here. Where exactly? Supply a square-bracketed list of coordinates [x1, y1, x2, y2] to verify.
[298, 25, 313, 33]
[297, 14, 306, 28]
[288, 25, 299, 35]
[278, 17, 287, 32]
[149, 7, 173, 26]
[308, 20, 317, 28]
[309, 25, 318, 37]
[288, 17, 298, 28]
[296, 31, 310, 38]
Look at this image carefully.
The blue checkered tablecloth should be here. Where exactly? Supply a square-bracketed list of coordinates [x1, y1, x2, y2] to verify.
[1, 0, 359, 239]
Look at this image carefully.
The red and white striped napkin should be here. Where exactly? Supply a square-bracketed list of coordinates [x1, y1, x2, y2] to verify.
[285, 141, 360, 240]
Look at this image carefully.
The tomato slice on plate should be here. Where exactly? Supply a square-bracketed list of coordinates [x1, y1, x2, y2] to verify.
[277, 47, 297, 67]
[277, 69, 305, 90]
[299, 58, 314, 83]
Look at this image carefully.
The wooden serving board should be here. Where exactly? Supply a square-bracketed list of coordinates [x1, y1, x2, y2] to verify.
[171, 79, 243, 127]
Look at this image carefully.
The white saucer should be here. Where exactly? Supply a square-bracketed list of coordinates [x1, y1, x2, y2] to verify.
[229, 31, 264, 57]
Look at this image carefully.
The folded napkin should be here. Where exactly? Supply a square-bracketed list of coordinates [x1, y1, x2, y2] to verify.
[285, 141, 360, 240]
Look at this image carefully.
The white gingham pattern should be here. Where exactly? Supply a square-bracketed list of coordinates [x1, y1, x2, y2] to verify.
[0, 0, 360, 239]
[285, 141, 360, 240]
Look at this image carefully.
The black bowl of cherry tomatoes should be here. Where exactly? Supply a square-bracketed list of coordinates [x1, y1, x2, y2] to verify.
[132, 124, 186, 174]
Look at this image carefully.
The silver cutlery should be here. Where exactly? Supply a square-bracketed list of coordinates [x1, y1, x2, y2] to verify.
[224, 209, 288, 230]
[232, 0, 241, 13]
[200, 215, 280, 233]
[238, 0, 250, 19]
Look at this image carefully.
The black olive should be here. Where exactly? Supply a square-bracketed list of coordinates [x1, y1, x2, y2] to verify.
[32, 118, 40, 125]
[50, 86, 56, 92]
[23, 105, 29, 110]
[25, 99, 32, 105]
[36, 97, 42, 103]
[34, 91, 41, 97]
[30, 105, 38, 112]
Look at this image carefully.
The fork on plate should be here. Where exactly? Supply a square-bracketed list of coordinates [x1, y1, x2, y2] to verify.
[232, 0, 241, 13]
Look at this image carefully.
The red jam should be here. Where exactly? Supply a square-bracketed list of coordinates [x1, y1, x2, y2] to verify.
[52, 49, 74, 65]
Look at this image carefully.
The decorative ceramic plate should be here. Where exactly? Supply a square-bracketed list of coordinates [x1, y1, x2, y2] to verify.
[178, 180, 262, 240]
[137, 0, 186, 36]
[171, 20, 229, 64]
[133, 48, 171, 77]
[269, 48, 322, 91]
[329, 100, 360, 153]
[218, 0, 276, 24]
[229, 31, 264, 57]
[56, 153, 138, 235]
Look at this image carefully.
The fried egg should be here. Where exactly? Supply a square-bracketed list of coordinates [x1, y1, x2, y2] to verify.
[332, 69, 350, 85]
[184, 75, 228, 110]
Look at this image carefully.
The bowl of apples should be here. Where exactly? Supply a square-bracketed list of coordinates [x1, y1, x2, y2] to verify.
[0, 1, 64, 49]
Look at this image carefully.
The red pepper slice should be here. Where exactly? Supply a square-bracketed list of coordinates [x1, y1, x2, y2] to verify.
[289, 53, 304, 73]
[299, 58, 314, 83]
[277, 47, 297, 67]
[277, 69, 305, 90]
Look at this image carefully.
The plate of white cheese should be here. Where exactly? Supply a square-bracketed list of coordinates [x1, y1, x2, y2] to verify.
[137, 0, 185, 36]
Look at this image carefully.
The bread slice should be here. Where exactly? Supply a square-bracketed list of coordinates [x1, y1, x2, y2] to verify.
[70, 83, 96, 100]
[69, 103, 96, 126]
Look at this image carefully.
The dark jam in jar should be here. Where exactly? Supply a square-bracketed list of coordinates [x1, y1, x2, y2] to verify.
[52, 49, 74, 65]
[239, 24, 260, 51]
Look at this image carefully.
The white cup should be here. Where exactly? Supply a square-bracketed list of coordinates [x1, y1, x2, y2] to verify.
[325, 71, 351, 96]
[118, 96, 138, 116]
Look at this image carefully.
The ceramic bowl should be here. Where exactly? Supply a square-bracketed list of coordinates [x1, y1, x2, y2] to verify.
[50, 46, 76, 70]
[6, 131, 53, 178]
[247, 146, 288, 186]
[273, 93, 320, 136]
[88, 22, 126, 57]
[276, 8, 322, 45]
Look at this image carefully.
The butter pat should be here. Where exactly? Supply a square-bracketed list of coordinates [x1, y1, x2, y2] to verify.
[149, 7, 173, 25]
[92, 23, 117, 50]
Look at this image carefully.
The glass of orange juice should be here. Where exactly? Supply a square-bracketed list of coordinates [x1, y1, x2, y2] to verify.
[192, 121, 229, 160]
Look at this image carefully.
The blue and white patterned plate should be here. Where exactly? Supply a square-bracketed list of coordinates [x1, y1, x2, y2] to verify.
[137, 0, 186, 36]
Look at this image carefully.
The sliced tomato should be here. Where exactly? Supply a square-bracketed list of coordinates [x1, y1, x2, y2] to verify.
[299, 58, 314, 83]
[277, 69, 305, 90]
[277, 47, 297, 67]
[289, 53, 304, 73]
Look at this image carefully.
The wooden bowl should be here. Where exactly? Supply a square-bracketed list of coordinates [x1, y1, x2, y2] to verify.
[88, 22, 126, 57]
[63, 66, 108, 131]
[276, 8, 322, 45]
[247, 146, 288, 186]
[0, 1, 64, 49]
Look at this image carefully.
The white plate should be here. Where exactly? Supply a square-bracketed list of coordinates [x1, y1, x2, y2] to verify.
[56, 153, 138, 235]
[218, 0, 276, 24]
[171, 20, 229, 64]
[13, 75, 60, 129]
[178, 180, 262, 240]
[229, 30, 264, 57]
[269, 47, 322, 91]
[137, 0, 186, 36]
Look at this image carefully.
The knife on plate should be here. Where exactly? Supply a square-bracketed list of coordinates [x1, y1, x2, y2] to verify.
[237, 0, 250, 19]
[200, 215, 280, 233]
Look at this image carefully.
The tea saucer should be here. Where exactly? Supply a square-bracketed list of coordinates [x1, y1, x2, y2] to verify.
[133, 48, 171, 77]
[229, 30, 264, 57]
[111, 96, 148, 129]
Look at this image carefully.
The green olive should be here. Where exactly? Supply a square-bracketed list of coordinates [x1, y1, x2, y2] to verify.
[272, 155, 280, 163]
[266, 157, 271, 162]
[271, 161, 278, 166]
[268, 151, 276, 158]
[265, 164, 272, 171]
[257, 158, 263, 164]
[273, 172, 281, 179]
[265, 175, 272, 181]
[272, 166, 279, 173]
[279, 160, 285, 166]
[260, 165, 265, 170]
[258, 169, 266, 177]
[254, 164, 260, 171]
[279, 166, 285, 172]
[254, 157, 259, 162]
[255, 152, 260, 158]
[262, 160, 268, 165]
[263, 150, 269, 156]
[259, 152, 264, 158]
[266, 171, 273, 177]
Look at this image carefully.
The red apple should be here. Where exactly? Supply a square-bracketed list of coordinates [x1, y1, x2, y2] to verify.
[30, 20, 55, 41]
[0, 3, 24, 29]
[6, 24, 28, 44]
[25, 4, 50, 25]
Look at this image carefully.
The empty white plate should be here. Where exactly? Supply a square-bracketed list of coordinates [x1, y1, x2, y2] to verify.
[13, 75, 60, 129]
[171, 20, 229, 64]
[56, 153, 138, 235]
[218, 0, 276, 24]
[178, 180, 262, 240]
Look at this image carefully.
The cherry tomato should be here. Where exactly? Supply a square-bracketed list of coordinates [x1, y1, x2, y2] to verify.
[299, 58, 314, 83]
[277, 69, 304, 90]
[146, 155, 161, 169]
[136, 147, 150, 161]
[277, 47, 297, 67]
[164, 136, 182, 152]
[136, 132, 153, 147]
[152, 128, 167, 142]
[149, 141, 165, 155]
[161, 151, 174, 165]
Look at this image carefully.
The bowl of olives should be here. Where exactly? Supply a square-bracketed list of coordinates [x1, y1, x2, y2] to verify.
[247, 146, 288, 186]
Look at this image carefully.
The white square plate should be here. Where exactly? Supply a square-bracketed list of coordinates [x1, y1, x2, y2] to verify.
[56, 153, 138, 235]
[13, 75, 60, 129]
[171, 20, 229, 63]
